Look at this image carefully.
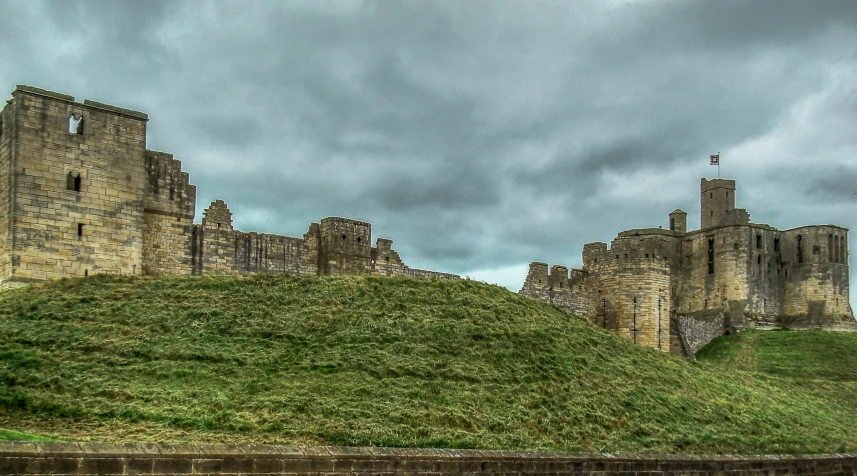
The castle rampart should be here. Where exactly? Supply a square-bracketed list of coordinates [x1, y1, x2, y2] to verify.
[522, 178, 854, 356]
[0, 85, 459, 288]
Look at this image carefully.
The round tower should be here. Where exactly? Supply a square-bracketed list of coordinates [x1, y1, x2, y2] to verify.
[669, 209, 687, 234]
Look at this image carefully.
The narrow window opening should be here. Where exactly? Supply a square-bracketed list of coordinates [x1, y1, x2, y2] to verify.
[77, 224, 84, 240]
[342, 234, 347, 241]
[710, 211, 713, 217]
[707, 238, 715, 275]
[669, 217, 675, 231]
[216, 223, 221, 229]
[357, 237, 361, 243]
[756, 234, 762, 249]
[704, 299, 708, 309]
[785, 269, 788, 278]
[834, 235, 840, 263]
[726, 191, 729, 199]
[797, 235, 803, 264]
[841, 236, 846, 264]
[68, 114, 84, 134]
[829, 234, 834, 262]
[84, 269, 88, 277]
[710, 192, 713, 199]
[774, 238, 780, 252]
[645, 253, 649, 258]
[385, 256, 389, 263]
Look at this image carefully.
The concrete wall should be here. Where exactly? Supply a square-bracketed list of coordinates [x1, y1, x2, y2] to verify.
[2, 442, 857, 476]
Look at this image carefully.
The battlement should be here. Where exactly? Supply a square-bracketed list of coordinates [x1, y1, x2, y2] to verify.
[0, 84, 459, 288]
[522, 176, 853, 356]
[13, 85, 148, 120]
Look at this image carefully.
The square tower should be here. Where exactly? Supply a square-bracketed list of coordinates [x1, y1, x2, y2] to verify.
[700, 178, 736, 229]
[318, 217, 372, 275]
[0, 86, 149, 287]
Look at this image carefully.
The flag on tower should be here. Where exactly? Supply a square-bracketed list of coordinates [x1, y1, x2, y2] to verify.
[710, 154, 720, 165]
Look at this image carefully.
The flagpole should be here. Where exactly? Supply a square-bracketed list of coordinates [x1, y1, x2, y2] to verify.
[718, 151, 720, 178]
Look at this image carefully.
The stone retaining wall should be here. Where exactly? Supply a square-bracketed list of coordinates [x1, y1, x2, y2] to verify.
[1, 442, 856, 475]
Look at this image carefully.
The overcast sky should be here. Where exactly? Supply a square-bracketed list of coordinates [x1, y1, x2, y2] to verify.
[1, 0, 855, 304]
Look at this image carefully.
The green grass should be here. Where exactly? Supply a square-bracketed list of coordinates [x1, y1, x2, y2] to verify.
[0, 428, 57, 441]
[0, 274, 856, 454]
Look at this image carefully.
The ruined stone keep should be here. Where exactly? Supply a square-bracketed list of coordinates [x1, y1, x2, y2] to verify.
[0, 85, 458, 288]
[521, 177, 854, 356]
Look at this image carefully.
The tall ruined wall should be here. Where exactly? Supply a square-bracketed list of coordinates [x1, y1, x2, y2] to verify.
[142, 151, 196, 275]
[0, 100, 13, 283]
[190, 201, 320, 276]
[2, 86, 148, 287]
[781, 226, 852, 329]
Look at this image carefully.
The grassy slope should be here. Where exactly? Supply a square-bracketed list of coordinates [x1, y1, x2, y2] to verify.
[697, 328, 857, 412]
[0, 274, 855, 454]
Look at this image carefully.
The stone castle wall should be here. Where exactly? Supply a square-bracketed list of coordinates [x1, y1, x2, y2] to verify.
[0, 85, 459, 287]
[0, 86, 149, 288]
[522, 178, 854, 356]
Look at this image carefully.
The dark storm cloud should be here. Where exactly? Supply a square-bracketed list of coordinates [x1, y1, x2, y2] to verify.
[0, 0, 855, 295]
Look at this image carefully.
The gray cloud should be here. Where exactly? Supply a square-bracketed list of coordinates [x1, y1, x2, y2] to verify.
[1, 0, 855, 301]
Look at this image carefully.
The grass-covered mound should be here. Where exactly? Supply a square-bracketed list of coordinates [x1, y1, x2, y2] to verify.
[0, 274, 855, 454]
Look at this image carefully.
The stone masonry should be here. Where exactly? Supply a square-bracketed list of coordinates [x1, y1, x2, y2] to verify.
[521, 178, 854, 357]
[0, 86, 458, 288]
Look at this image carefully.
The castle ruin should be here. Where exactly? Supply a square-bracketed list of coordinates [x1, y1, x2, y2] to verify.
[520, 177, 854, 356]
[0, 85, 458, 287]
[0, 85, 851, 358]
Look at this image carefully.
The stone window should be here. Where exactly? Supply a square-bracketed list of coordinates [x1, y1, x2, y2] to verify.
[774, 237, 780, 252]
[68, 114, 84, 135]
[841, 236, 846, 264]
[707, 238, 714, 275]
[797, 235, 804, 264]
[66, 172, 81, 192]
[756, 234, 762, 249]
[829, 234, 834, 262]
[669, 217, 675, 231]
[77, 224, 84, 240]
[834, 235, 840, 263]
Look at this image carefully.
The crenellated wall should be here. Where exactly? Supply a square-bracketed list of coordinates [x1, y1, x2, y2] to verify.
[522, 179, 855, 356]
[0, 85, 459, 287]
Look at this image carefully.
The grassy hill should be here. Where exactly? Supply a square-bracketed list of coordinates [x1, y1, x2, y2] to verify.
[1, 274, 856, 454]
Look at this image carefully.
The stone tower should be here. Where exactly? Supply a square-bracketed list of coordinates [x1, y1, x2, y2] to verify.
[700, 178, 736, 229]
[0, 86, 151, 286]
